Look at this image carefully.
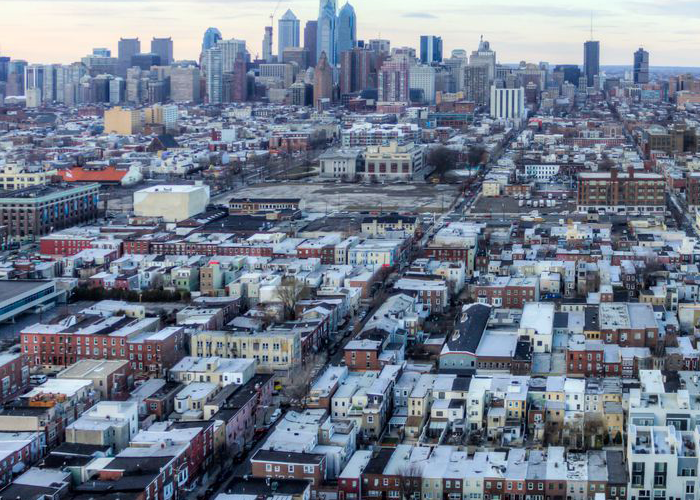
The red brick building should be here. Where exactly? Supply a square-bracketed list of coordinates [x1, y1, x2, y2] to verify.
[0, 351, 30, 403]
[251, 449, 326, 487]
[21, 317, 185, 376]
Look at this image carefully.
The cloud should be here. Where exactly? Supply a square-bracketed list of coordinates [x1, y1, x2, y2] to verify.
[401, 12, 438, 19]
[446, 4, 614, 19]
[626, 0, 700, 18]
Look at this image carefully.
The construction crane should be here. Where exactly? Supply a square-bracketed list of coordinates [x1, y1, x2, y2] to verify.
[269, 0, 282, 28]
[263, 0, 282, 61]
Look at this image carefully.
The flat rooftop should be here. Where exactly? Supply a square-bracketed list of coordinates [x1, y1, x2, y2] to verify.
[0, 280, 54, 304]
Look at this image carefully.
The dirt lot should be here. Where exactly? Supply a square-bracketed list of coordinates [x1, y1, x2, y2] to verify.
[223, 182, 462, 213]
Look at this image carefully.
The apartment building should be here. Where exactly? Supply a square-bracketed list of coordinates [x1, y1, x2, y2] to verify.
[577, 169, 665, 214]
[190, 329, 302, 379]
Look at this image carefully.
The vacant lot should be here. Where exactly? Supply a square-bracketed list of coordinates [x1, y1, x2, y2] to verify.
[222, 182, 462, 213]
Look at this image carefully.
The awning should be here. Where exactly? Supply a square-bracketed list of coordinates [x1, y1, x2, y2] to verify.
[389, 416, 407, 426]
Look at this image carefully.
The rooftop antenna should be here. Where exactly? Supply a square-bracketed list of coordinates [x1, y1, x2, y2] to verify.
[590, 11, 593, 41]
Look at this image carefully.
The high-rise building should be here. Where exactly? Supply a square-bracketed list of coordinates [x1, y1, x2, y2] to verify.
[463, 64, 490, 106]
[262, 26, 273, 62]
[304, 21, 318, 66]
[470, 36, 496, 81]
[278, 10, 300, 61]
[378, 57, 409, 103]
[109, 77, 125, 104]
[171, 67, 201, 103]
[218, 39, 247, 73]
[82, 53, 118, 76]
[443, 53, 467, 92]
[634, 47, 649, 85]
[283, 47, 310, 70]
[340, 47, 373, 96]
[369, 39, 390, 56]
[24, 64, 44, 100]
[583, 40, 600, 88]
[231, 53, 248, 102]
[314, 51, 333, 108]
[92, 48, 111, 57]
[336, 3, 357, 57]
[118, 38, 141, 77]
[131, 53, 161, 70]
[0, 57, 9, 83]
[317, 0, 337, 65]
[205, 46, 223, 104]
[7, 60, 27, 96]
[552, 64, 581, 86]
[409, 65, 437, 103]
[490, 85, 525, 120]
[202, 28, 222, 53]
[151, 38, 174, 66]
[420, 36, 443, 64]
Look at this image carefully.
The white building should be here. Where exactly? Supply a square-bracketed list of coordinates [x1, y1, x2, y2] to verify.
[490, 86, 526, 120]
[409, 65, 437, 104]
[133, 184, 210, 222]
[204, 46, 223, 104]
[218, 38, 247, 73]
[524, 163, 560, 180]
[318, 148, 363, 178]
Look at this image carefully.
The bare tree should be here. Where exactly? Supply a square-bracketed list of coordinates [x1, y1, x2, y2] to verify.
[277, 278, 307, 320]
[397, 463, 423, 500]
[284, 351, 321, 406]
[584, 413, 607, 449]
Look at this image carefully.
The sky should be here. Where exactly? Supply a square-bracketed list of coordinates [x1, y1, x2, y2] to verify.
[1, 0, 699, 66]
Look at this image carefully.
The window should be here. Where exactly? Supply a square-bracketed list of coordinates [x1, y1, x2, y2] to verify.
[288, 465, 294, 473]
[266, 464, 272, 472]
[303, 465, 314, 474]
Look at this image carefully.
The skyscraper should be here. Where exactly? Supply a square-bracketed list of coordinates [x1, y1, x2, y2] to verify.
[634, 47, 649, 85]
[202, 28, 222, 53]
[205, 46, 223, 104]
[304, 21, 318, 66]
[219, 39, 247, 73]
[278, 10, 300, 62]
[171, 67, 201, 102]
[378, 57, 409, 103]
[336, 3, 357, 57]
[131, 53, 161, 70]
[583, 40, 600, 88]
[420, 36, 443, 64]
[340, 47, 373, 96]
[314, 51, 333, 108]
[369, 39, 390, 56]
[118, 38, 140, 77]
[463, 64, 490, 106]
[0, 57, 9, 83]
[231, 53, 248, 102]
[317, 0, 337, 65]
[262, 26, 273, 62]
[151, 38, 174, 66]
[470, 37, 496, 81]
[409, 65, 437, 103]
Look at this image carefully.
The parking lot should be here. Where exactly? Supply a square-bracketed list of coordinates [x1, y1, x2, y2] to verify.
[221, 181, 462, 214]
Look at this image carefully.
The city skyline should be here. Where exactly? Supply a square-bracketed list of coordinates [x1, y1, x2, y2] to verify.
[2, 0, 699, 66]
